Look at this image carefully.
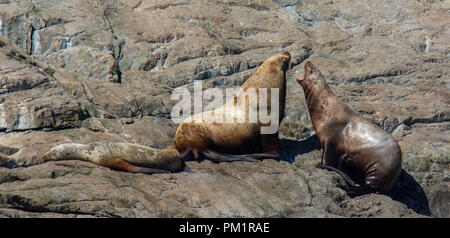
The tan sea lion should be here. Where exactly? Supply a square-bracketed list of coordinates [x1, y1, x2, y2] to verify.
[296, 62, 402, 194]
[42, 141, 183, 174]
[174, 52, 291, 162]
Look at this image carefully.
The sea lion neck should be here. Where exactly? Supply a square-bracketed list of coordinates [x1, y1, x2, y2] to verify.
[300, 78, 330, 113]
[300, 77, 348, 138]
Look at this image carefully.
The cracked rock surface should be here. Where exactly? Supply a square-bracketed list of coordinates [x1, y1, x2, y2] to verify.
[0, 0, 448, 217]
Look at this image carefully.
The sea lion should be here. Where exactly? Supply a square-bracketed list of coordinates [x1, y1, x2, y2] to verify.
[296, 61, 402, 194]
[174, 52, 291, 162]
[42, 141, 183, 174]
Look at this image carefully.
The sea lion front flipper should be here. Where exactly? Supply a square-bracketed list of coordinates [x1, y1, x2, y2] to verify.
[321, 142, 338, 167]
[260, 134, 281, 155]
[180, 149, 201, 161]
[104, 158, 170, 174]
[321, 165, 357, 187]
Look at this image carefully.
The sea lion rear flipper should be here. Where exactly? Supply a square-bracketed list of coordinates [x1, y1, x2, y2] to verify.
[243, 153, 280, 160]
[202, 150, 259, 163]
[136, 168, 171, 174]
[104, 158, 170, 174]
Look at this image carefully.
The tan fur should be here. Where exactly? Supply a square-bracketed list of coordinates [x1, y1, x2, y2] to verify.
[174, 52, 291, 156]
[42, 142, 182, 173]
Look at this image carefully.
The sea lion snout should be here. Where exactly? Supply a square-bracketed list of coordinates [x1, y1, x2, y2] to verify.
[304, 61, 315, 77]
[281, 51, 291, 59]
[280, 51, 291, 71]
[295, 62, 315, 86]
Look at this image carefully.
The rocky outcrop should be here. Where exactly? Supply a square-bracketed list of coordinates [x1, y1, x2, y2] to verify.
[0, 0, 448, 217]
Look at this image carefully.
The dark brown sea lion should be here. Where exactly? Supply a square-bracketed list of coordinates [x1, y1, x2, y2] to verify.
[296, 61, 402, 194]
[174, 52, 291, 162]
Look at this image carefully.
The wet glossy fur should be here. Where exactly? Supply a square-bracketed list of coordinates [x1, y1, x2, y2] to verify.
[297, 62, 402, 193]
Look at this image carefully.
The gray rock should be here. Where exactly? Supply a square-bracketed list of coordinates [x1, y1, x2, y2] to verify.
[0, 0, 448, 217]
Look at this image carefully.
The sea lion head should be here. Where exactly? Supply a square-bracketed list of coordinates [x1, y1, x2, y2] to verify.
[42, 143, 85, 161]
[241, 51, 291, 90]
[277, 51, 291, 72]
[296, 61, 326, 88]
[279, 51, 291, 71]
[262, 51, 291, 73]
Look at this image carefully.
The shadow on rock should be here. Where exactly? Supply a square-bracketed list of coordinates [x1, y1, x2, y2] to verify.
[0, 144, 19, 169]
[278, 137, 432, 216]
[279, 135, 322, 163]
[0, 144, 20, 156]
[387, 169, 431, 216]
